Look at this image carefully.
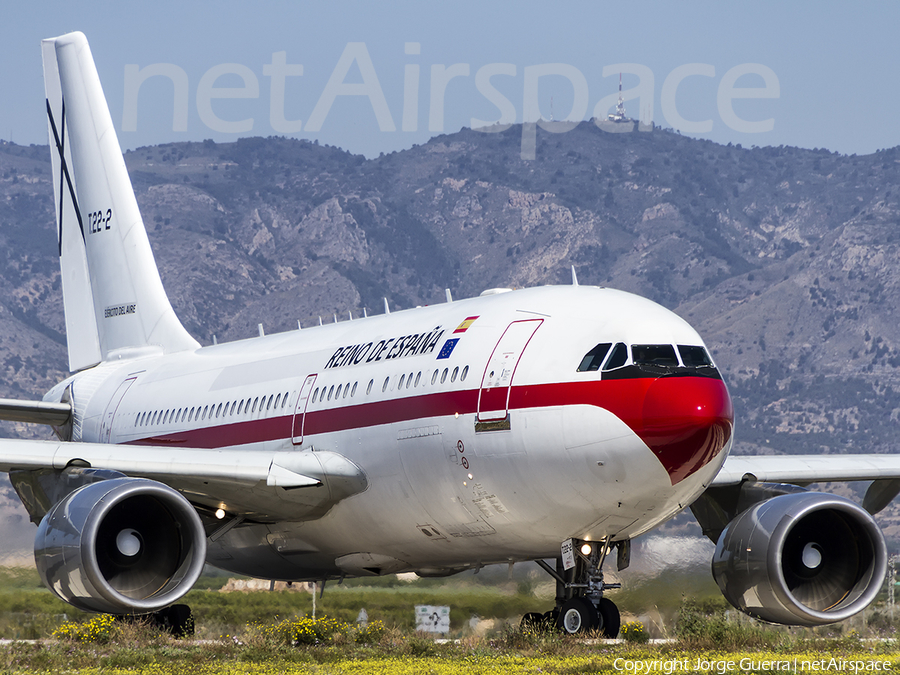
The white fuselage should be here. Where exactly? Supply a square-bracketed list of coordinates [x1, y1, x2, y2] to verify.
[46, 285, 733, 580]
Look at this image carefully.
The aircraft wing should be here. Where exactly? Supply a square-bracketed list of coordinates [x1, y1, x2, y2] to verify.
[712, 453, 900, 486]
[0, 439, 318, 486]
[0, 439, 367, 522]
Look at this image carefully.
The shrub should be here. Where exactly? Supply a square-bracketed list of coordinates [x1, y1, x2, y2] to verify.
[355, 619, 386, 644]
[251, 615, 350, 646]
[53, 614, 117, 643]
[620, 620, 649, 643]
[676, 599, 784, 651]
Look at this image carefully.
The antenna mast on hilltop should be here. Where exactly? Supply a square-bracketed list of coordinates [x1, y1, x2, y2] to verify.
[607, 73, 628, 123]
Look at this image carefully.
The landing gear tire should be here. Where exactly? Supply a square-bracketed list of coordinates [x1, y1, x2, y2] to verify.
[521, 612, 547, 631]
[556, 598, 598, 635]
[151, 604, 194, 637]
[598, 598, 620, 639]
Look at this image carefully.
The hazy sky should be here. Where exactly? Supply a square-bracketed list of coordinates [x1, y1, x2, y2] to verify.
[2, 2, 898, 158]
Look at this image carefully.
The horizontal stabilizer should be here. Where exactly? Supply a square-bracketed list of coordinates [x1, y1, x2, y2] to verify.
[0, 399, 71, 426]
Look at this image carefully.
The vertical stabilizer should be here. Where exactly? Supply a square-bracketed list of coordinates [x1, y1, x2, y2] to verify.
[42, 32, 199, 371]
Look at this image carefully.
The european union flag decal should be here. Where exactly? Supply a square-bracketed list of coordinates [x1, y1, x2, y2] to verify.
[437, 338, 459, 359]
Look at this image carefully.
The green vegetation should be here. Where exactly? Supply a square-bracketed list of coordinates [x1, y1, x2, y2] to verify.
[0, 565, 896, 672]
[0, 610, 898, 674]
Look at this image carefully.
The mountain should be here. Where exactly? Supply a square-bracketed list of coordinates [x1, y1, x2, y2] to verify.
[2, 121, 900, 542]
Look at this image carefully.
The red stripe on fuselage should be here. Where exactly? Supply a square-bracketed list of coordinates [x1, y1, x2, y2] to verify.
[128, 377, 732, 484]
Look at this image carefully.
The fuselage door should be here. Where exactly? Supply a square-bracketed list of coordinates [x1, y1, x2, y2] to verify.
[477, 319, 543, 422]
[291, 374, 318, 445]
[100, 377, 137, 443]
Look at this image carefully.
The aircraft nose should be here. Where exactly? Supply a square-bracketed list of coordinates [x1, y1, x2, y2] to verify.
[638, 376, 734, 484]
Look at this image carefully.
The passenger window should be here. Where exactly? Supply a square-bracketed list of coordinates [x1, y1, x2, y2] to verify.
[188, 407, 195, 422]
[335, 384, 342, 399]
[432, 370, 438, 385]
[441, 368, 448, 384]
[266, 396, 272, 411]
[216, 403, 223, 418]
[238, 400, 244, 414]
[230, 401, 236, 415]
[406, 373, 413, 389]
[367, 379, 373, 395]
[252, 398, 258, 413]
[461, 365, 469, 381]
[678, 345, 713, 367]
[351, 382, 358, 396]
[632, 344, 679, 367]
[414, 372, 421, 387]
[577, 343, 612, 372]
[603, 343, 629, 370]
[282, 392, 289, 408]
[327, 386, 334, 401]
[451, 367, 458, 382]
[202, 406, 208, 421]
[151, 412, 158, 425]
[398, 374, 406, 389]
[382, 377, 390, 392]
[343, 383, 350, 399]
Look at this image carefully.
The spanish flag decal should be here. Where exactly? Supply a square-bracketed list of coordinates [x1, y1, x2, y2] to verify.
[454, 316, 479, 334]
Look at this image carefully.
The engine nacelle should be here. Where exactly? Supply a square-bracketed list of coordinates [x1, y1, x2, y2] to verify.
[35, 477, 206, 614]
[712, 492, 887, 626]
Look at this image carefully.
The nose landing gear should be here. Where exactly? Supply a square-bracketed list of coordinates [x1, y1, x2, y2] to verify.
[527, 537, 622, 637]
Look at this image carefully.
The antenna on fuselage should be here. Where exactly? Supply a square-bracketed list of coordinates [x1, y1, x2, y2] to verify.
[318, 316, 323, 326]
[571, 265, 579, 286]
[297, 320, 302, 330]
[333, 313, 338, 324]
[383, 298, 390, 314]
[363, 307, 368, 318]
[258, 324, 265, 337]
[445, 289, 453, 303]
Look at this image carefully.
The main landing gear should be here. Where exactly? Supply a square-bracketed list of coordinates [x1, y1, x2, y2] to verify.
[146, 604, 195, 637]
[524, 537, 623, 638]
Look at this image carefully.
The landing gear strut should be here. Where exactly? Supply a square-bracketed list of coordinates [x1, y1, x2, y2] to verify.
[529, 537, 622, 637]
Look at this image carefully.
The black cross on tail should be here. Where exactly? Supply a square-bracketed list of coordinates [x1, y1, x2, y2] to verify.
[46, 98, 85, 256]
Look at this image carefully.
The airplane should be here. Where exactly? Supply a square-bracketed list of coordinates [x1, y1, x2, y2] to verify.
[0, 30, 897, 637]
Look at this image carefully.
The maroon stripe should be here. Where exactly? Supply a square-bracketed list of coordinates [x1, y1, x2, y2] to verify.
[128, 378, 732, 486]
[128, 380, 653, 448]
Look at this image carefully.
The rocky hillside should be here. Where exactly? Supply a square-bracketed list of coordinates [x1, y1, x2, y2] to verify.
[2, 122, 900, 540]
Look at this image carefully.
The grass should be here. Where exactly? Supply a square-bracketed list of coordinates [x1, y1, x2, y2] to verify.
[0, 617, 898, 674]
[2, 565, 900, 673]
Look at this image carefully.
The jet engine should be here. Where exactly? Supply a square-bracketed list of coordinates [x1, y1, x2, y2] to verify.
[35, 477, 206, 614]
[711, 492, 887, 626]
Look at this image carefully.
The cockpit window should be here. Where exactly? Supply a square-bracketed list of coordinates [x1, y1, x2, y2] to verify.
[632, 344, 679, 367]
[603, 342, 629, 370]
[577, 343, 612, 372]
[678, 345, 713, 367]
